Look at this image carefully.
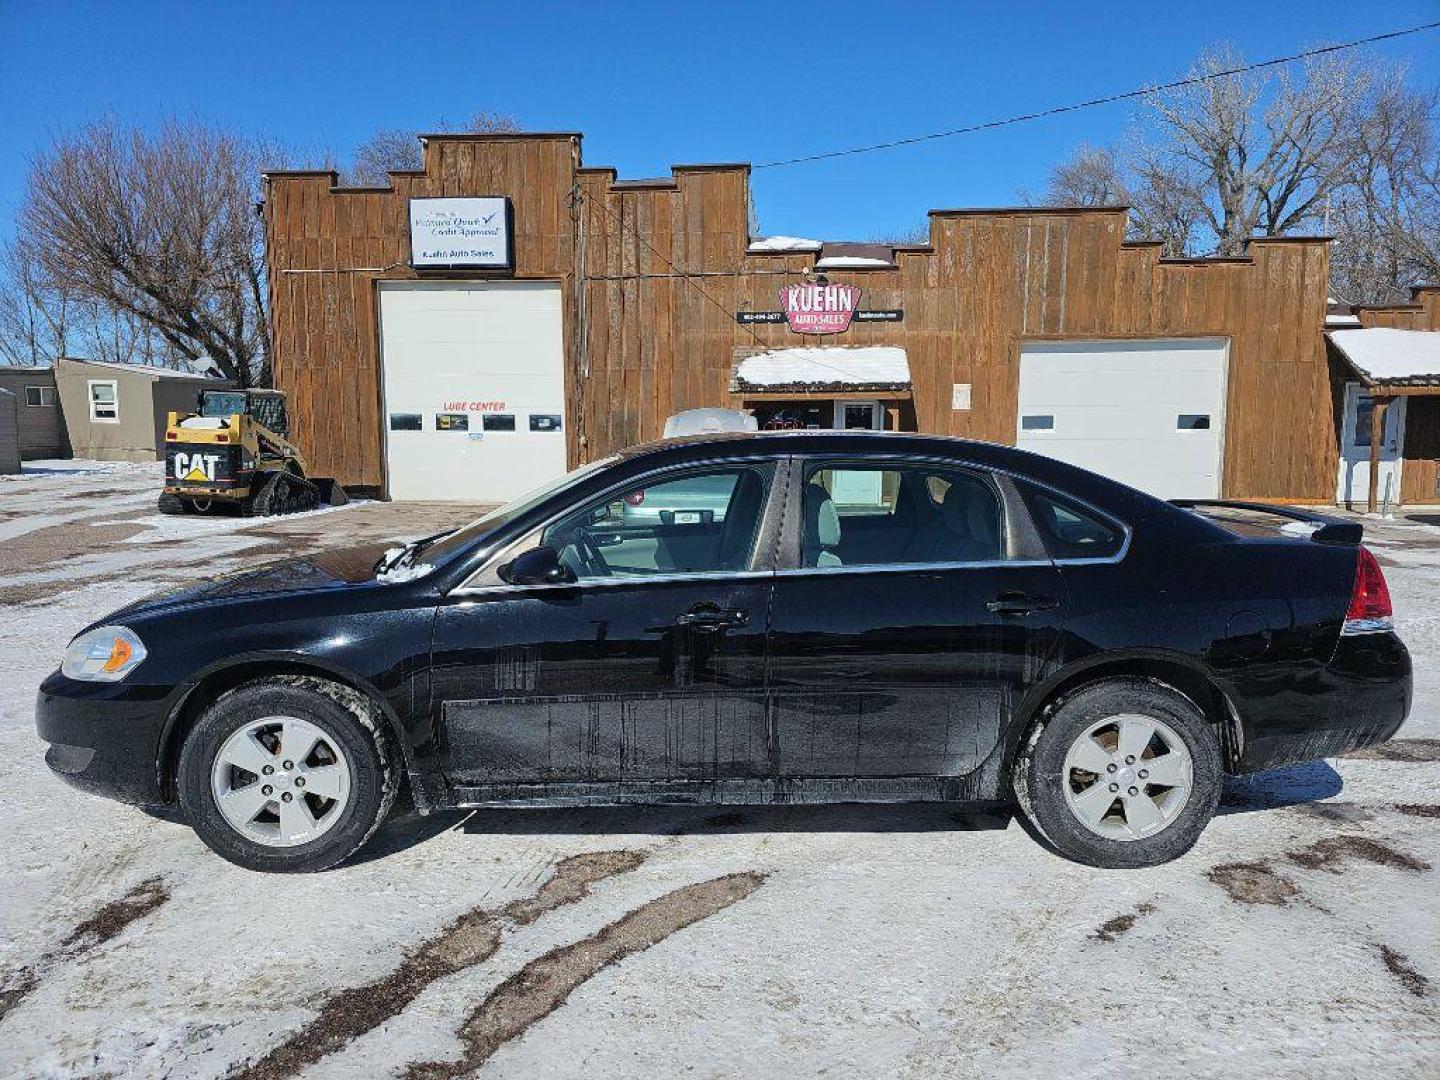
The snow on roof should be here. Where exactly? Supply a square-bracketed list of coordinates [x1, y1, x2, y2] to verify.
[747, 235, 823, 253]
[0, 364, 53, 372]
[814, 256, 894, 269]
[1328, 328, 1440, 385]
[1325, 313, 1362, 327]
[733, 346, 911, 390]
[60, 357, 228, 381]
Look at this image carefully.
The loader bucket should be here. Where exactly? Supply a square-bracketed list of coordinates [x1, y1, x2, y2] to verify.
[311, 478, 349, 506]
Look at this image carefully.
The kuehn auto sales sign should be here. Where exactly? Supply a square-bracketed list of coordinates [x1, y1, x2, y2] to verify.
[778, 282, 860, 334]
[409, 197, 513, 270]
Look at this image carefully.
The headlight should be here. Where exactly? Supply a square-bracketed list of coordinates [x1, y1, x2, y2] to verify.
[62, 626, 148, 682]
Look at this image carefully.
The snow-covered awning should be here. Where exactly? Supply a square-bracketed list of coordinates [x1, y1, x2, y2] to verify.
[731, 346, 911, 394]
[1327, 328, 1440, 388]
[746, 235, 822, 254]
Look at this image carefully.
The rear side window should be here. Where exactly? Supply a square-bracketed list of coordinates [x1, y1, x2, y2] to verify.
[1020, 484, 1125, 561]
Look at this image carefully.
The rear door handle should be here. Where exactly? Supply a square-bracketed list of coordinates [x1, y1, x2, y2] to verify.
[985, 593, 1060, 616]
[675, 607, 748, 631]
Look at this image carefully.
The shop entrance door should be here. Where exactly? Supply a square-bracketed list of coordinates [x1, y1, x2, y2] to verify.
[835, 401, 882, 430]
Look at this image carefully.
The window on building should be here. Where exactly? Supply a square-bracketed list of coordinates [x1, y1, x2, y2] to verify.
[1018, 483, 1125, 561]
[540, 466, 771, 580]
[25, 385, 56, 407]
[1353, 394, 1398, 450]
[802, 462, 1008, 567]
[1021, 414, 1055, 431]
[88, 380, 119, 422]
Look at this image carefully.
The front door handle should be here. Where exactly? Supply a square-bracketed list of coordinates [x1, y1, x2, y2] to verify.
[985, 593, 1060, 616]
[675, 606, 749, 631]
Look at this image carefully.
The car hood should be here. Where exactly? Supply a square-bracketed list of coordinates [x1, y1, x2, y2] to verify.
[104, 543, 398, 622]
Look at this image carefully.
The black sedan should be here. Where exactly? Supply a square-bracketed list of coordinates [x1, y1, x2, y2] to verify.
[37, 432, 1411, 872]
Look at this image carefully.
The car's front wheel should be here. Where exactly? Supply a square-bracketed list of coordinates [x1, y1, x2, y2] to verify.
[1015, 678, 1223, 868]
[177, 676, 398, 872]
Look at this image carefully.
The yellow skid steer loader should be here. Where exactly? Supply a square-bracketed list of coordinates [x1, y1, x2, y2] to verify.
[159, 389, 346, 516]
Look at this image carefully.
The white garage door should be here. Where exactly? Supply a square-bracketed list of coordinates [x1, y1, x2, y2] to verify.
[379, 281, 567, 502]
[1016, 338, 1229, 499]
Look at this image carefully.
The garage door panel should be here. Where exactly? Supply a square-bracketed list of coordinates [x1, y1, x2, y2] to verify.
[1017, 339, 1227, 500]
[380, 282, 567, 502]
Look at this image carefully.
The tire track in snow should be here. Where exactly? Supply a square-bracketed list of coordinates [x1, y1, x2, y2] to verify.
[227, 849, 646, 1080]
[0, 876, 169, 1022]
[401, 871, 767, 1080]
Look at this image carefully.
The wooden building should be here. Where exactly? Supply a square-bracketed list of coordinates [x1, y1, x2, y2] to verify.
[262, 132, 1431, 505]
[1334, 289, 1440, 507]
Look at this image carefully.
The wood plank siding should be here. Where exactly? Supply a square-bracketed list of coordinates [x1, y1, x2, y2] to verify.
[1351, 288, 1440, 504]
[264, 134, 1339, 501]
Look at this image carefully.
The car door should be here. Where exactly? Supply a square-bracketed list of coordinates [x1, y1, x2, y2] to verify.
[766, 455, 1068, 782]
[429, 459, 782, 796]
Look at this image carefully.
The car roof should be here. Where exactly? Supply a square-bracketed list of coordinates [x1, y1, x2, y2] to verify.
[613, 430, 1223, 540]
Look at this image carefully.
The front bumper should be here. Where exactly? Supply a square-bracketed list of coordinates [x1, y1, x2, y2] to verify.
[36, 670, 173, 806]
[1234, 631, 1413, 772]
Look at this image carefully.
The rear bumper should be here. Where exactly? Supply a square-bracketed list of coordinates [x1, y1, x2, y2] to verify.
[163, 483, 252, 499]
[1234, 631, 1412, 772]
[36, 670, 171, 806]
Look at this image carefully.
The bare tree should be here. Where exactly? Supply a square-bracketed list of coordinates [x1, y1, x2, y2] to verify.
[345, 110, 521, 186]
[1040, 144, 1130, 206]
[18, 118, 271, 385]
[1143, 47, 1367, 255]
[869, 224, 931, 246]
[1329, 78, 1440, 303]
[0, 238, 69, 366]
[1032, 45, 1439, 295]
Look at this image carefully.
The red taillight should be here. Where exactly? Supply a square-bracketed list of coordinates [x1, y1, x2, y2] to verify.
[215, 435, 229, 442]
[1343, 546, 1393, 634]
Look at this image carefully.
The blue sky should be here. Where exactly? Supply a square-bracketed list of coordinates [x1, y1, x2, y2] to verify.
[2, 1, 1438, 244]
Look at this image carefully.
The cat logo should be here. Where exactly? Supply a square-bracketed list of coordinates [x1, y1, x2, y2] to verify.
[173, 451, 223, 483]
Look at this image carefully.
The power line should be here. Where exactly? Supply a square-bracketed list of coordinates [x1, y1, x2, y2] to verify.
[753, 21, 1440, 170]
[574, 185, 766, 349]
[573, 186, 882, 386]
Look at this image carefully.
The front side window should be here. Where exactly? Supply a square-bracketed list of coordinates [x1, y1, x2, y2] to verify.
[88, 380, 118, 422]
[25, 385, 56, 407]
[249, 394, 288, 434]
[541, 465, 771, 580]
[801, 462, 1008, 568]
[1019, 483, 1125, 560]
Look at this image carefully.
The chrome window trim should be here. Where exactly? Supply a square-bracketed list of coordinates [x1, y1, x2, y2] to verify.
[450, 568, 776, 598]
[772, 558, 1055, 579]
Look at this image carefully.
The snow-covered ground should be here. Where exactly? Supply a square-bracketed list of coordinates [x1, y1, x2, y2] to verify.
[0, 462, 1436, 1079]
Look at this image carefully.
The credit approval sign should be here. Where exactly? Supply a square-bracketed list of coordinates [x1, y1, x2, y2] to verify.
[409, 197, 513, 270]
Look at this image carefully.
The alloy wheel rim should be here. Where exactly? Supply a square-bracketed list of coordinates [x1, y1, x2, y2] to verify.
[210, 715, 351, 847]
[1061, 713, 1194, 841]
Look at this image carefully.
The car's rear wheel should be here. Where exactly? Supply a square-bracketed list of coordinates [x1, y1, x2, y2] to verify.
[177, 677, 397, 872]
[1015, 679, 1223, 868]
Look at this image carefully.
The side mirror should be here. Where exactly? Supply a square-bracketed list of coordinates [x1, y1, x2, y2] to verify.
[499, 545, 576, 586]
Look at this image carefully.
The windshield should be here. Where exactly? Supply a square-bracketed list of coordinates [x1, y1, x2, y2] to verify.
[420, 455, 621, 564]
[200, 391, 248, 418]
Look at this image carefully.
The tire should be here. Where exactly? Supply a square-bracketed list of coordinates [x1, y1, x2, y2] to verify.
[177, 676, 398, 872]
[1014, 678, 1223, 869]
